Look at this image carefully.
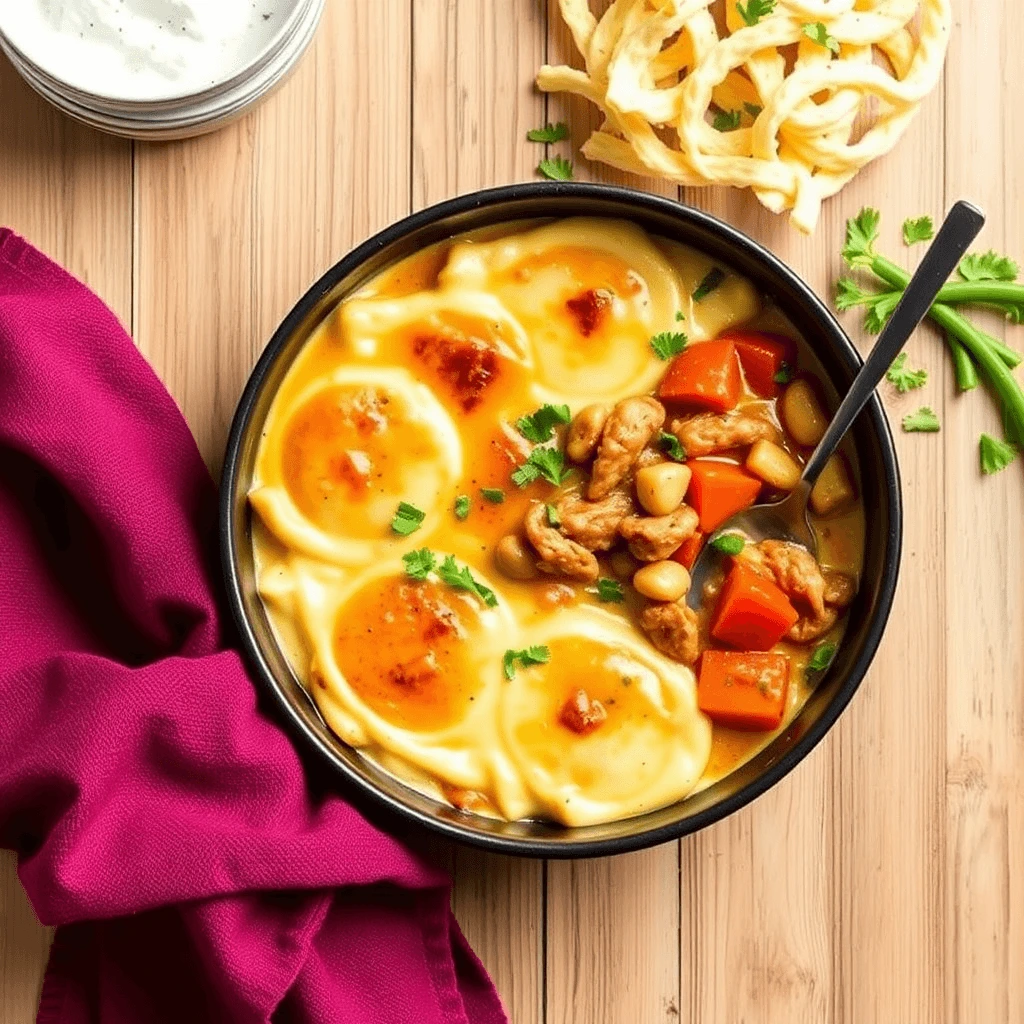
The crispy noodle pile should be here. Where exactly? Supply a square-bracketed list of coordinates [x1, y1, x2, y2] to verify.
[538, 0, 951, 232]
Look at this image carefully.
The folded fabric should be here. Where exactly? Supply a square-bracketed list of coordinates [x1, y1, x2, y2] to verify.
[0, 229, 507, 1024]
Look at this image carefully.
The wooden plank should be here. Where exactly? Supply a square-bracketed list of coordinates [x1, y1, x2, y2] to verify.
[0, 56, 134, 1024]
[942, 3, 1024, 1021]
[541, 6, 683, 1024]
[410, 4, 546, 1021]
[827, 81, 948, 1024]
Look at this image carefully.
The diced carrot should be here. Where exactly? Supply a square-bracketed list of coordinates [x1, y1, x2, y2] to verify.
[698, 650, 791, 730]
[658, 340, 741, 412]
[711, 563, 800, 651]
[686, 460, 762, 532]
[727, 330, 797, 399]
[671, 529, 705, 570]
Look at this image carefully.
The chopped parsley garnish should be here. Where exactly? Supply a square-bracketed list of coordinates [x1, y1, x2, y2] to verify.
[481, 487, 506, 504]
[744, 101, 763, 118]
[802, 21, 840, 54]
[596, 577, 625, 603]
[454, 494, 471, 520]
[512, 446, 572, 487]
[711, 533, 745, 555]
[391, 501, 426, 536]
[902, 216, 934, 245]
[958, 250, 1019, 282]
[437, 555, 498, 607]
[712, 109, 742, 132]
[503, 645, 551, 680]
[517, 403, 572, 443]
[902, 407, 941, 433]
[693, 267, 726, 301]
[807, 642, 837, 673]
[658, 430, 687, 462]
[650, 331, 688, 360]
[773, 362, 794, 385]
[526, 121, 569, 144]
[538, 155, 574, 181]
[545, 502, 562, 528]
[675, 310, 686, 321]
[979, 433, 1017, 474]
[885, 352, 928, 393]
[402, 548, 437, 581]
[736, 0, 775, 26]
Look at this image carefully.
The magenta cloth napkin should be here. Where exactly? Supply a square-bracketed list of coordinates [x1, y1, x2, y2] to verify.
[0, 229, 507, 1024]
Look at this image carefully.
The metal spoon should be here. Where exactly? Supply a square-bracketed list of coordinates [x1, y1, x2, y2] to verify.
[686, 199, 985, 608]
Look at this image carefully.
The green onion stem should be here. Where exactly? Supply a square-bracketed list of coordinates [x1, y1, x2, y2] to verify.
[947, 332, 978, 391]
[870, 255, 1024, 446]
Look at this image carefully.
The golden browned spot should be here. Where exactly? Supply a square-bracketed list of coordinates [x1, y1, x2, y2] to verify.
[281, 384, 436, 537]
[333, 577, 482, 733]
[565, 288, 612, 337]
[558, 688, 608, 735]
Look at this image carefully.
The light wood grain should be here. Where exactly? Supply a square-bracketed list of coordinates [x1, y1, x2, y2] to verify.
[2, 2, 1024, 1022]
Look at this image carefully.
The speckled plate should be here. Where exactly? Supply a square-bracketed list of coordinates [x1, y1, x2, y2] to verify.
[0, 0, 323, 139]
[0, 0, 311, 105]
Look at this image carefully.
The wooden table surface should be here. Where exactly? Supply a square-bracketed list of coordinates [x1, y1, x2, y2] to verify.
[2, 2, 1022, 1022]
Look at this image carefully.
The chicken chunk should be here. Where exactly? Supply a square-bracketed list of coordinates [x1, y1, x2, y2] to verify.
[587, 396, 665, 500]
[524, 502, 599, 583]
[640, 601, 701, 666]
[737, 539, 827, 618]
[670, 410, 776, 458]
[557, 489, 634, 551]
[619, 505, 699, 562]
[788, 607, 839, 644]
[823, 570, 856, 609]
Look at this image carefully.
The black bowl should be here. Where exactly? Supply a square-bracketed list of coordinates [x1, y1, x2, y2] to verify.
[221, 182, 902, 858]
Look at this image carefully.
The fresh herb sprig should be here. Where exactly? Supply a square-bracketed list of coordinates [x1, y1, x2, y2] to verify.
[837, 209, 1024, 452]
[402, 549, 497, 608]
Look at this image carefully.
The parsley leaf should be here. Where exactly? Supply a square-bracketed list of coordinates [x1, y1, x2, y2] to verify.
[773, 362, 794, 385]
[437, 555, 498, 608]
[864, 291, 901, 333]
[958, 250, 1019, 283]
[512, 446, 571, 488]
[802, 21, 840, 54]
[807, 642, 837, 673]
[650, 331, 688, 360]
[885, 352, 928, 393]
[538, 155, 574, 181]
[527, 122, 569, 144]
[503, 645, 551, 680]
[693, 267, 726, 301]
[596, 578, 625, 603]
[403, 548, 437, 581]
[902, 407, 941, 433]
[481, 488, 505, 504]
[517, 403, 572, 443]
[454, 494, 471, 520]
[391, 501, 426, 536]
[902, 216, 934, 245]
[979, 433, 1017, 474]
[545, 502, 562, 528]
[736, 0, 776, 26]
[842, 208, 880, 267]
[712, 109, 742, 132]
[711, 533, 745, 555]
[744, 101, 763, 118]
[675, 310, 686, 321]
[658, 431, 687, 462]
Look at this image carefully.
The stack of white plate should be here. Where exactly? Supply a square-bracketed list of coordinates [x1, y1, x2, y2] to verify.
[0, 0, 325, 140]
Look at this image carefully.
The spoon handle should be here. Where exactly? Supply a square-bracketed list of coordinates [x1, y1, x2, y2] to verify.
[800, 200, 986, 487]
